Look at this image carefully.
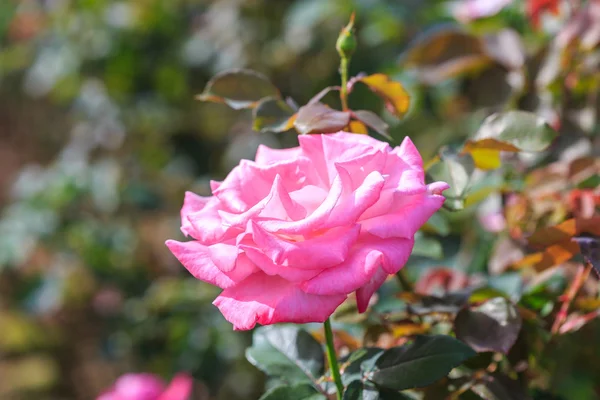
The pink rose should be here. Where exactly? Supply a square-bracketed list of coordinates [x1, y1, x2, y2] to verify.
[97, 373, 193, 400]
[166, 132, 448, 330]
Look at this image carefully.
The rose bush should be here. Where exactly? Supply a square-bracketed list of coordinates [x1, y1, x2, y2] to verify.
[97, 373, 193, 400]
[166, 132, 448, 330]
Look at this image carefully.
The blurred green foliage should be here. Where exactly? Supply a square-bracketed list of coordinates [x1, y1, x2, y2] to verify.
[1, 0, 600, 399]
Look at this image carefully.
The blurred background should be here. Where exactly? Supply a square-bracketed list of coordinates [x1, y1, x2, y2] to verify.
[1, 0, 600, 399]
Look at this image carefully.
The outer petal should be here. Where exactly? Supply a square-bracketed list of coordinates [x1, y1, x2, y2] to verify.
[213, 274, 346, 330]
[361, 183, 449, 239]
[356, 266, 389, 313]
[393, 136, 423, 169]
[320, 134, 385, 185]
[255, 144, 303, 165]
[250, 221, 360, 269]
[186, 199, 234, 244]
[180, 191, 211, 237]
[166, 240, 257, 289]
[241, 244, 324, 281]
[300, 236, 414, 295]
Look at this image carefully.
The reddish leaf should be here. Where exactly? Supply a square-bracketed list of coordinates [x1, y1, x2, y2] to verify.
[454, 297, 522, 354]
[527, 217, 600, 248]
[293, 102, 350, 135]
[512, 240, 581, 272]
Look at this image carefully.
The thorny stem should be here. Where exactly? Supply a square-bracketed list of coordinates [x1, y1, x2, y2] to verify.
[324, 318, 344, 399]
[551, 261, 593, 334]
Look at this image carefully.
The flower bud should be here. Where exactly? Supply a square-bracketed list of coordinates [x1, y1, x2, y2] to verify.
[336, 13, 356, 59]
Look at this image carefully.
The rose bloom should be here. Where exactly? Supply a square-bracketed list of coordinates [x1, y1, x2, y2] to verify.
[97, 373, 192, 400]
[166, 132, 448, 330]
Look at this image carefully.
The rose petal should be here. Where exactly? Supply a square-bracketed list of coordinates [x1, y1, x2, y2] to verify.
[218, 174, 306, 228]
[393, 136, 423, 169]
[258, 166, 384, 234]
[166, 240, 256, 289]
[241, 245, 324, 281]
[213, 274, 347, 330]
[213, 158, 313, 212]
[255, 144, 303, 165]
[361, 185, 448, 239]
[250, 221, 360, 269]
[356, 267, 389, 313]
[300, 236, 414, 295]
[180, 192, 211, 238]
[186, 200, 234, 244]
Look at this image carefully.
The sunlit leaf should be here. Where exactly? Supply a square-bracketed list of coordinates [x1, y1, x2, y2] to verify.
[356, 74, 410, 118]
[511, 241, 580, 272]
[367, 335, 476, 391]
[246, 325, 325, 385]
[196, 69, 280, 109]
[253, 97, 296, 133]
[428, 148, 475, 210]
[454, 297, 522, 354]
[464, 111, 558, 170]
[348, 120, 369, 134]
[294, 103, 351, 135]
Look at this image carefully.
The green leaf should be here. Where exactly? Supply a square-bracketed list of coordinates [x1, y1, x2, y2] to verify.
[352, 110, 391, 139]
[259, 384, 326, 400]
[341, 348, 385, 386]
[253, 97, 296, 133]
[411, 234, 444, 260]
[465, 111, 558, 169]
[246, 325, 325, 385]
[454, 297, 522, 354]
[294, 103, 351, 135]
[367, 335, 476, 391]
[423, 212, 450, 236]
[343, 381, 413, 400]
[428, 148, 475, 211]
[196, 69, 280, 109]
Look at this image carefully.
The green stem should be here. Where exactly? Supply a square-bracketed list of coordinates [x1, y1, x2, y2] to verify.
[324, 318, 344, 399]
[340, 57, 350, 111]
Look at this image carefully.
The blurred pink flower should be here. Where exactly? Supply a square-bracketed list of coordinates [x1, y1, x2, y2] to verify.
[97, 373, 193, 400]
[452, 0, 513, 23]
[166, 132, 448, 330]
[415, 267, 471, 295]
